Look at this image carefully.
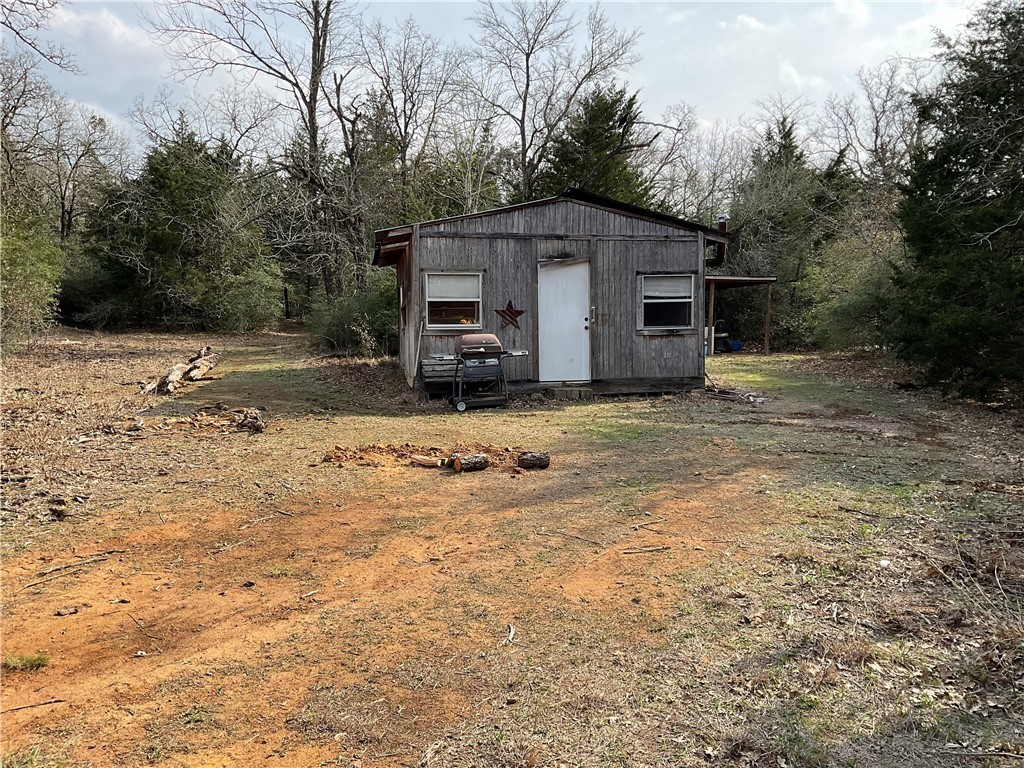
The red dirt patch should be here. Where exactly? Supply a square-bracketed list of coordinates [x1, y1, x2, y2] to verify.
[322, 442, 528, 470]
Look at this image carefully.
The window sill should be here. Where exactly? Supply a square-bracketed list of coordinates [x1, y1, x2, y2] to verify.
[636, 328, 699, 337]
[425, 327, 483, 335]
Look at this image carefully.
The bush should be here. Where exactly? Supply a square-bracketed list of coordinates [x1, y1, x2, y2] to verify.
[207, 262, 284, 332]
[308, 268, 397, 356]
[61, 248, 284, 332]
[59, 247, 145, 328]
[1, 215, 64, 350]
[806, 237, 894, 350]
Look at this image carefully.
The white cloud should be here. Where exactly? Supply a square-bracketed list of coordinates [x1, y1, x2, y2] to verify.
[891, 1, 974, 53]
[30, 0, 980, 139]
[720, 13, 770, 33]
[50, 5, 157, 53]
[665, 9, 696, 26]
[777, 58, 826, 92]
[831, 0, 872, 29]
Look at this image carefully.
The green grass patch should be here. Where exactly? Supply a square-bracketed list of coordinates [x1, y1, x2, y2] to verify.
[0, 746, 66, 768]
[2, 652, 49, 671]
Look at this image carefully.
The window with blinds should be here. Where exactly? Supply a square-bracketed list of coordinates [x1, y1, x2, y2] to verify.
[641, 274, 694, 329]
[425, 273, 482, 328]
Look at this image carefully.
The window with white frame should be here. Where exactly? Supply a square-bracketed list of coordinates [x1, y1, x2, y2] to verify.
[640, 274, 694, 329]
[425, 272, 482, 328]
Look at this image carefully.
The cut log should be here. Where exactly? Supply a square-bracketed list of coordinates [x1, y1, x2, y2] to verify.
[452, 453, 488, 472]
[517, 451, 550, 470]
[411, 455, 443, 468]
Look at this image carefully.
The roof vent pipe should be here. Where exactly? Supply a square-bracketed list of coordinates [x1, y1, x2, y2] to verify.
[706, 213, 729, 268]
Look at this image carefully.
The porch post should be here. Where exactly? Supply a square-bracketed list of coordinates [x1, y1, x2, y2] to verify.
[763, 283, 772, 355]
[706, 280, 716, 357]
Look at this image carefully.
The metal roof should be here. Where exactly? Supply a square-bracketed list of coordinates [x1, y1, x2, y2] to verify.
[372, 188, 730, 266]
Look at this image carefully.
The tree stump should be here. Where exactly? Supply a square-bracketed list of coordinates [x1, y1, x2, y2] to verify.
[517, 451, 550, 470]
[452, 453, 489, 472]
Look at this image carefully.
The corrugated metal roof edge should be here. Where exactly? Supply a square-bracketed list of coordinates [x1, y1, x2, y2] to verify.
[371, 189, 729, 265]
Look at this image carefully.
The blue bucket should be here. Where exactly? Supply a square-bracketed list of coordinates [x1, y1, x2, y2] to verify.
[730, 340, 743, 352]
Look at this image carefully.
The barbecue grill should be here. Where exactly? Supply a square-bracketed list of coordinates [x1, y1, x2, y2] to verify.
[451, 333, 511, 412]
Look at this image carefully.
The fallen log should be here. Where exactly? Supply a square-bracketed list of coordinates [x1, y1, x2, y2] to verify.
[517, 451, 550, 470]
[452, 453, 488, 472]
[189, 346, 213, 362]
[149, 348, 219, 394]
[185, 353, 219, 381]
[157, 363, 190, 393]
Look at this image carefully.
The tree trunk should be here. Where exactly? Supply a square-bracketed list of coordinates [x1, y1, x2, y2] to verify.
[452, 453, 488, 472]
[517, 451, 550, 470]
[411, 455, 444, 468]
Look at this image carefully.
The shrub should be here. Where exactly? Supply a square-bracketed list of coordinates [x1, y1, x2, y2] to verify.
[1, 215, 64, 350]
[806, 237, 894, 350]
[308, 269, 397, 356]
[58, 247, 145, 329]
[206, 262, 284, 332]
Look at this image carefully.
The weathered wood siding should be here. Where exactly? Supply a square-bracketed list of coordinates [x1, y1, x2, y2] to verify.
[395, 245, 416, 383]
[414, 236, 537, 382]
[420, 200, 690, 238]
[591, 238, 703, 379]
[403, 198, 706, 384]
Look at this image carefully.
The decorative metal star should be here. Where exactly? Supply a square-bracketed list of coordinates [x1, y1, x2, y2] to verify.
[494, 300, 525, 329]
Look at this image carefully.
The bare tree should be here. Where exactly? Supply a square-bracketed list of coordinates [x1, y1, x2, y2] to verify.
[422, 91, 507, 215]
[143, 0, 359, 190]
[132, 83, 282, 163]
[358, 16, 463, 196]
[645, 107, 751, 223]
[819, 58, 932, 186]
[2, 48, 126, 239]
[468, 0, 639, 202]
[1, 48, 53, 183]
[144, 0, 362, 295]
[1, 0, 77, 71]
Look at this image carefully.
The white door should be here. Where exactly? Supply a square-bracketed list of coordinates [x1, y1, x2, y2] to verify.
[538, 260, 591, 382]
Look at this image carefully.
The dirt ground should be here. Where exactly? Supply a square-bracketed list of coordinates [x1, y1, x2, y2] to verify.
[1, 329, 1021, 767]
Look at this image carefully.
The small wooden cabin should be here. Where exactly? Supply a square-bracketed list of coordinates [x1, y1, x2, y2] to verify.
[372, 189, 730, 391]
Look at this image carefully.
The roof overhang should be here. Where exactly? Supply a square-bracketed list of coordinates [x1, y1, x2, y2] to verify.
[372, 229, 412, 267]
[705, 275, 777, 288]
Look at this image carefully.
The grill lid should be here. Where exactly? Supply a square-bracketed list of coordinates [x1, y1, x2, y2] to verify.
[455, 333, 504, 355]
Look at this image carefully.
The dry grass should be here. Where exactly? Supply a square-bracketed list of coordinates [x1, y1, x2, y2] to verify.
[1, 333, 1021, 767]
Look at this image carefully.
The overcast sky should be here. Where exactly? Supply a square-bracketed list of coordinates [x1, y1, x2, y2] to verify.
[37, 1, 975, 137]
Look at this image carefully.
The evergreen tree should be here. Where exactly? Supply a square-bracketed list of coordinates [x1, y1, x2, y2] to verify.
[68, 124, 281, 330]
[725, 116, 847, 347]
[892, 0, 1024, 397]
[535, 85, 653, 206]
